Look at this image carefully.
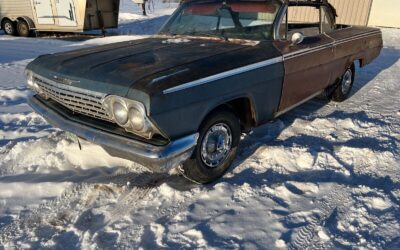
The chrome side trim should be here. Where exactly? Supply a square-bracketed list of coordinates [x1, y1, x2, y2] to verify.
[162, 30, 379, 94]
[149, 68, 190, 85]
[274, 90, 324, 118]
[163, 57, 283, 94]
[284, 43, 334, 59]
[334, 32, 381, 46]
[283, 31, 381, 60]
[28, 95, 199, 172]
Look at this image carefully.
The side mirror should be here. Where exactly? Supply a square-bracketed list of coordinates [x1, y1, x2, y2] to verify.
[291, 32, 304, 45]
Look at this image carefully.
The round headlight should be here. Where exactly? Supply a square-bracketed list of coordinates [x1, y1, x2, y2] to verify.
[113, 101, 128, 125]
[129, 107, 145, 131]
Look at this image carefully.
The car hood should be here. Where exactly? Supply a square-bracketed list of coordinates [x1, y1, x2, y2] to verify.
[27, 37, 262, 95]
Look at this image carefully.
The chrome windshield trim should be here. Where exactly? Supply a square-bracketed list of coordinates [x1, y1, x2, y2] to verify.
[163, 57, 283, 94]
[274, 4, 288, 40]
[149, 68, 190, 85]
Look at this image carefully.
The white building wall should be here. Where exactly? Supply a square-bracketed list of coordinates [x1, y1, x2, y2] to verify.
[368, 0, 400, 28]
[291, 0, 400, 28]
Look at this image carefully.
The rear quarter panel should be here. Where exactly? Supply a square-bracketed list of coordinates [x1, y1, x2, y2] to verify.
[328, 26, 383, 82]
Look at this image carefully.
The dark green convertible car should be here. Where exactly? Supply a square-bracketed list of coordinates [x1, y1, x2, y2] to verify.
[26, 0, 382, 183]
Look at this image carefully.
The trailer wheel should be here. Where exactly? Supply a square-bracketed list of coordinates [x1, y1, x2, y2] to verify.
[17, 20, 30, 37]
[2, 19, 17, 36]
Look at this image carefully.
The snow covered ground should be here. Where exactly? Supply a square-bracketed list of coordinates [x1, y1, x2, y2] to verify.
[0, 1, 399, 249]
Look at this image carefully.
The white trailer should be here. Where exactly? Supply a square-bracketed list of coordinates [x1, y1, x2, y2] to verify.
[0, 0, 120, 36]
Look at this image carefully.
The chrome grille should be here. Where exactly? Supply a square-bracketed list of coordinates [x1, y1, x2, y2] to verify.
[33, 75, 112, 121]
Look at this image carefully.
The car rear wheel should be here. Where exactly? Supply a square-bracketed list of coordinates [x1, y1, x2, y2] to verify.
[17, 20, 30, 37]
[2, 19, 16, 36]
[180, 109, 241, 184]
[331, 64, 355, 102]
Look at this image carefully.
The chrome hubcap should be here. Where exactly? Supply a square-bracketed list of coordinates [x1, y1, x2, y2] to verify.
[341, 69, 353, 94]
[201, 123, 232, 168]
[4, 23, 12, 34]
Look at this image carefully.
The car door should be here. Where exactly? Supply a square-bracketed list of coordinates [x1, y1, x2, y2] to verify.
[273, 5, 335, 113]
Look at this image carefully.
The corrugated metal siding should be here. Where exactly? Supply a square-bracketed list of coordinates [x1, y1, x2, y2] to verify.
[289, 0, 373, 26]
[0, 0, 33, 19]
[330, 0, 372, 25]
[288, 6, 319, 23]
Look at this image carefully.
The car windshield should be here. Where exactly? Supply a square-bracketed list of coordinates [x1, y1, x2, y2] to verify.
[159, 0, 282, 41]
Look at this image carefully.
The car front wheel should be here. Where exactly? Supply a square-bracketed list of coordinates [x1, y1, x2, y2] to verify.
[180, 109, 241, 184]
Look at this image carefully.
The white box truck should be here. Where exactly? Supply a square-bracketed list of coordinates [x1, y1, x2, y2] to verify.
[0, 0, 120, 36]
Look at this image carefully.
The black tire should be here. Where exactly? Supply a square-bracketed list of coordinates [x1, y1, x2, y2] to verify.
[181, 109, 241, 184]
[2, 19, 16, 36]
[331, 64, 355, 102]
[17, 20, 30, 37]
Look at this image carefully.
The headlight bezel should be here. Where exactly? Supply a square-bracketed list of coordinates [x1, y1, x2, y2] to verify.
[25, 70, 47, 98]
[102, 95, 162, 139]
[25, 70, 34, 87]
[25, 69, 163, 140]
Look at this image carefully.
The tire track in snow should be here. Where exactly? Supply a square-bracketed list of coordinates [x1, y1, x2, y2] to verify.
[288, 186, 351, 250]
[0, 174, 144, 246]
[0, 169, 198, 248]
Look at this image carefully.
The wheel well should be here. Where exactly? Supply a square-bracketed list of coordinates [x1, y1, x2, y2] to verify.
[1, 18, 14, 28]
[351, 61, 356, 72]
[202, 98, 256, 132]
[16, 16, 35, 30]
[344, 61, 356, 74]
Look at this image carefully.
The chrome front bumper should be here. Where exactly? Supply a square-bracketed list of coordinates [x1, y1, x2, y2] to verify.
[28, 96, 199, 172]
